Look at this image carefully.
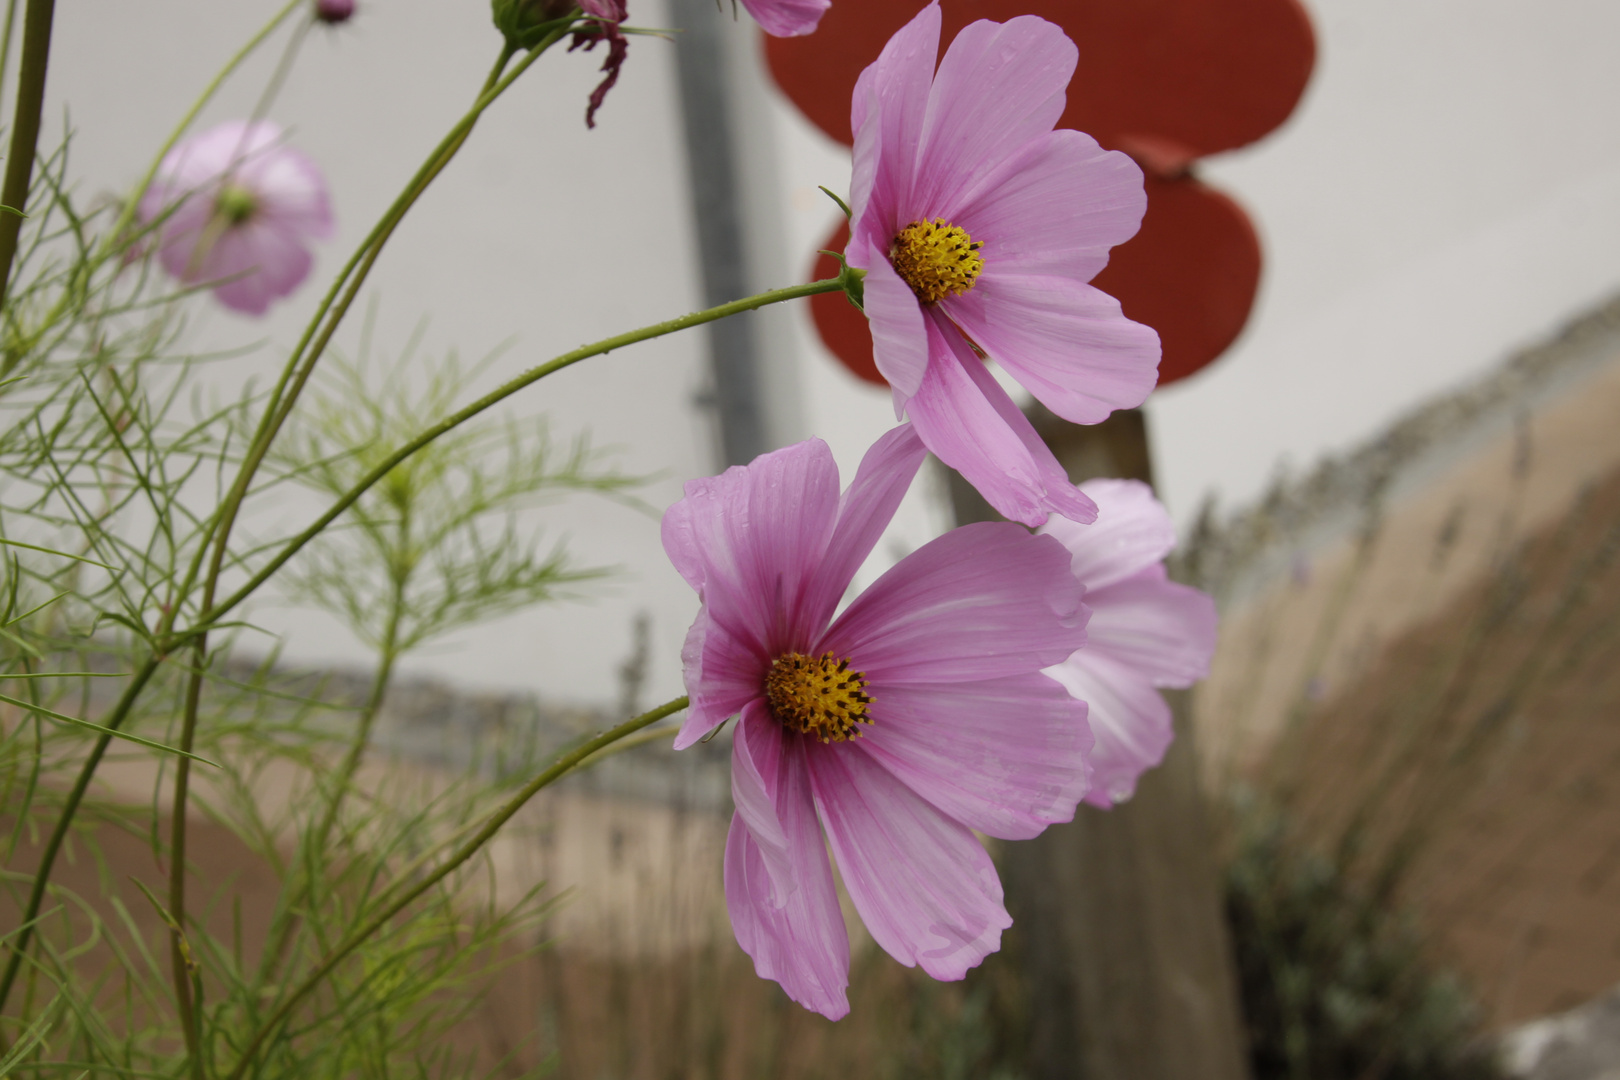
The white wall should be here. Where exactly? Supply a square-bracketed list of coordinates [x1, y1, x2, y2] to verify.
[1148, 0, 1620, 521]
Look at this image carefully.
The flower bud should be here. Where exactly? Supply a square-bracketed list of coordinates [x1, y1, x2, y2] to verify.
[314, 0, 355, 23]
[491, 0, 575, 47]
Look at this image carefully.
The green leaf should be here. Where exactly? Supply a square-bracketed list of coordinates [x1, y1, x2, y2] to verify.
[0, 691, 219, 766]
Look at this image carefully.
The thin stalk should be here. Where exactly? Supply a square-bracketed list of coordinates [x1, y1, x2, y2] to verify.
[193, 276, 846, 635]
[0, 0, 56, 303]
[257, 511, 411, 987]
[0, 654, 161, 1020]
[168, 640, 208, 1080]
[222, 695, 690, 1080]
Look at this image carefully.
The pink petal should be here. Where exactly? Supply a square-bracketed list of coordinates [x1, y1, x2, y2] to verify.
[847, 1, 940, 233]
[206, 222, 314, 315]
[724, 761, 851, 1018]
[858, 673, 1091, 839]
[1044, 647, 1172, 808]
[729, 700, 795, 901]
[851, 234, 930, 403]
[660, 439, 840, 656]
[157, 120, 283, 190]
[905, 312, 1097, 526]
[800, 424, 928, 630]
[739, 0, 830, 37]
[910, 16, 1075, 216]
[821, 521, 1088, 685]
[252, 147, 335, 240]
[673, 604, 763, 748]
[946, 272, 1160, 425]
[952, 129, 1146, 283]
[1039, 478, 1176, 591]
[1086, 564, 1218, 687]
[807, 742, 1010, 981]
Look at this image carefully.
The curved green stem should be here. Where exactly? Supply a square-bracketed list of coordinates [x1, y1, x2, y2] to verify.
[0, 655, 161, 1019]
[192, 275, 845, 637]
[222, 694, 690, 1080]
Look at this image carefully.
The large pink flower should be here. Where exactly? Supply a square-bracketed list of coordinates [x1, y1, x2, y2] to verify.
[663, 425, 1093, 1018]
[846, 3, 1160, 527]
[139, 121, 333, 316]
[741, 0, 829, 37]
[1039, 479, 1217, 807]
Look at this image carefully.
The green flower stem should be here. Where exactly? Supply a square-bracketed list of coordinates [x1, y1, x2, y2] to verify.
[222, 694, 690, 1080]
[191, 274, 847, 640]
[0, 654, 162, 1021]
[0, 0, 56, 305]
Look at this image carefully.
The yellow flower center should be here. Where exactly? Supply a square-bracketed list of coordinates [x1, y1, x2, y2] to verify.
[765, 651, 873, 743]
[889, 218, 984, 304]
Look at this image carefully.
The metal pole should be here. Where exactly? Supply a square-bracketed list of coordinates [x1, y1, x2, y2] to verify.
[668, 0, 768, 467]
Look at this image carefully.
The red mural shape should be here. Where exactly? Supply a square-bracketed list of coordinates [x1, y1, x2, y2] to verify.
[769, 0, 1314, 389]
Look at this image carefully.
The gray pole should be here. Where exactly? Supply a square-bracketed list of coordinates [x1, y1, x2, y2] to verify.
[668, 0, 768, 468]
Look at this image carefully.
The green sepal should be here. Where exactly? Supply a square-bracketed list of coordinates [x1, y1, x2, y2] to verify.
[819, 249, 866, 312]
[491, 0, 579, 49]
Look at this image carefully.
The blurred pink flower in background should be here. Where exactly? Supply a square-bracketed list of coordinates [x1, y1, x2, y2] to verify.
[847, 2, 1160, 527]
[1040, 479, 1218, 807]
[742, 0, 830, 38]
[663, 425, 1093, 1019]
[139, 120, 333, 316]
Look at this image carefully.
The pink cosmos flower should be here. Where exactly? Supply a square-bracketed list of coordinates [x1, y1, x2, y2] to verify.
[741, 0, 829, 38]
[846, 3, 1161, 528]
[139, 121, 333, 316]
[663, 425, 1093, 1018]
[1039, 479, 1218, 807]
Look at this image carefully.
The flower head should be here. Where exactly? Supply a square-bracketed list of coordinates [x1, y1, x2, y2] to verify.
[740, 0, 829, 38]
[1039, 479, 1218, 806]
[847, 3, 1161, 527]
[314, 0, 355, 24]
[663, 425, 1094, 1018]
[139, 121, 333, 316]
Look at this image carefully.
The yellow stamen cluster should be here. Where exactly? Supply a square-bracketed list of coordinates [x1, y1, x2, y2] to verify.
[765, 651, 873, 743]
[889, 218, 984, 304]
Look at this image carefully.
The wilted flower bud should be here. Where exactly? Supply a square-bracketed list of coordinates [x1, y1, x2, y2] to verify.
[314, 0, 355, 23]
